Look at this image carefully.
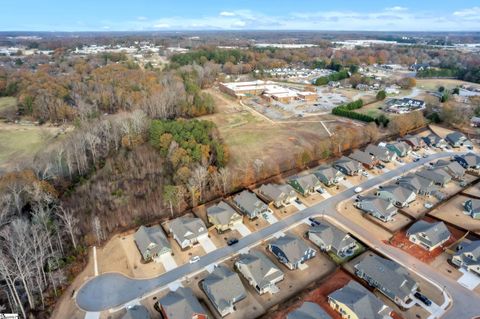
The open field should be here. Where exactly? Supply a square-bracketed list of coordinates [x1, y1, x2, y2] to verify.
[0, 122, 64, 171]
[429, 194, 480, 235]
[0, 96, 16, 111]
[416, 79, 480, 92]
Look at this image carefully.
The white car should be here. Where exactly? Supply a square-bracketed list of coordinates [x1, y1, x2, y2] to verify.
[354, 187, 363, 193]
[361, 171, 369, 177]
[189, 256, 200, 264]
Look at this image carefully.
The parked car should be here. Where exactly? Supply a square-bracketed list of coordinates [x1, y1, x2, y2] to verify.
[354, 187, 363, 193]
[189, 256, 200, 263]
[376, 164, 385, 169]
[422, 154, 429, 158]
[227, 238, 239, 246]
[295, 198, 302, 205]
[413, 158, 420, 162]
[316, 188, 325, 194]
[397, 158, 404, 163]
[424, 202, 433, 209]
[308, 217, 320, 225]
[362, 171, 369, 177]
[414, 292, 432, 306]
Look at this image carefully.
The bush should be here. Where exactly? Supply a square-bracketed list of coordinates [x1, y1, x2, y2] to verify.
[331, 99, 374, 123]
[376, 90, 386, 101]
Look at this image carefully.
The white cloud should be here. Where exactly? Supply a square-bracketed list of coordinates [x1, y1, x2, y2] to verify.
[220, 11, 236, 17]
[386, 6, 408, 12]
[137, 16, 148, 21]
[453, 7, 480, 17]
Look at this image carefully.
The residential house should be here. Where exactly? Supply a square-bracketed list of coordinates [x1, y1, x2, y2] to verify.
[158, 287, 208, 319]
[376, 184, 416, 208]
[202, 265, 246, 317]
[122, 305, 151, 319]
[355, 196, 398, 222]
[416, 168, 452, 186]
[463, 199, 480, 219]
[134, 225, 172, 263]
[287, 302, 332, 319]
[433, 160, 466, 180]
[207, 201, 243, 233]
[406, 220, 451, 251]
[233, 190, 269, 219]
[397, 173, 438, 196]
[471, 117, 480, 128]
[314, 166, 344, 187]
[365, 144, 397, 163]
[288, 174, 322, 197]
[235, 251, 284, 295]
[258, 183, 297, 208]
[386, 142, 411, 158]
[328, 280, 392, 319]
[401, 135, 425, 150]
[333, 156, 362, 176]
[348, 149, 379, 169]
[168, 216, 208, 250]
[452, 240, 480, 276]
[308, 223, 358, 259]
[354, 254, 418, 307]
[268, 233, 316, 270]
[446, 131, 472, 148]
[454, 153, 480, 169]
[422, 134, 447, 148]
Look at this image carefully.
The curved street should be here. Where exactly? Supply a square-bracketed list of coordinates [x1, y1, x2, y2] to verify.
[76, 151, 480, 318]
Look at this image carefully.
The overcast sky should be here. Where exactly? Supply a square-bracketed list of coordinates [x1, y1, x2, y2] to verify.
[1, 0, 480, 32]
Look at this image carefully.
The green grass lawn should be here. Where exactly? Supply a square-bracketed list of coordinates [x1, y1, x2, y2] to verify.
[0, 97, 17, 111]
[0, 128, 53, 167]
[328, 243, 366, 265]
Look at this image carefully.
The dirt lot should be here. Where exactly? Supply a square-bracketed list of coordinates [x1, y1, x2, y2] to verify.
[462, 183, 480, 198]
[301, 191, 327, 207]
[269, 204, 299, 220]
[386, 221, 464, 264]
[428, 194, 480, 235]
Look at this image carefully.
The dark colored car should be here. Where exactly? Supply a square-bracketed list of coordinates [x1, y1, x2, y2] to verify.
[376, 164, 385, 169]
[295, 198, 302, 205]
[309, 217, 321, 225]
[413, 158, 420, 162]
[414, 292, 432, 306]
[227, 238, 239, 246]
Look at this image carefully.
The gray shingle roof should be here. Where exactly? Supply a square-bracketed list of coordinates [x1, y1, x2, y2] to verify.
[355, 254, 417, 301]
[169, 216, 207, 246]
[407, 220, 451, 247]
[328, 281, 391, 319]
[334, 156, 361, 173]
[462, 153, 480, 168]
[235, 251, 284, 292]
[446, 131, 467, 144]
[397, 173, 438, 194]
[308, 223, 356, 253]
[202, 265, 246, 315]
[259, 183, 296, 202]
[122, 305, 150, 319]
[291, 174, 321, 190]
[388, 141, 411, 155]
[315, 165, 343, 181]
[287, 302, 332, 319]
[356, 196, 398, 220]
[433, 160, 465, 179]
[455, 240, 480, 265]
[270, 233, 316, 265]
[134, 225, 171, 261]
[377, 184, 416, 204]
[233, 190, 268, 217]
[365, 144, 395, 162]
[416, 168, 451, 185]
[349, 150, 375, 165]
[158, 287, 207, 319]
[207, 201, 240, 226]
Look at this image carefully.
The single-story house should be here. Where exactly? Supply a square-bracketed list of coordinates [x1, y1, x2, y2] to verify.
[328, 280, 392, 319]
[288, 174, 322, 197]
[258, 183, 297, 208]
[235, 251, 284, 295]
[202, 265, 246, 317]
[406, 220, 451, 251]
[416, 168, 452, 186]
[463, 199, 480, 219]
[158, 287, 208, 319]
[365, 144, 397, 163]
[122, 305, 151, 319]
[233, 190, 269, 219]
[134, 225, 172, 263]
[308, 223, 358, 259]
[314, 166, 344, 187]
[454, 153, 480, 169]
[348, 149, 379, 169]
[355, 196, 398, 222]
[333, 156, 362, 176]
[207, 201, 243, 233]
[169, 216, 208, 250]
[452, 240, 480, 276]
[401, 135, 425, 150]
[354, 254, 418, 307]
[422, 134, 447, 149]
[287, 302, 332, 319]
[268, 233, 316, 270]
[376, 184, 416, 208]
[446, 131, 471, 148]
[433, 160, 466, 180]
[397, 173, 438, 196]
[386, 141, 411, 158]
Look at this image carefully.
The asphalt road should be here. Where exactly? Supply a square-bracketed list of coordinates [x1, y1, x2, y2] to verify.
[76, 151, 480, 318]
